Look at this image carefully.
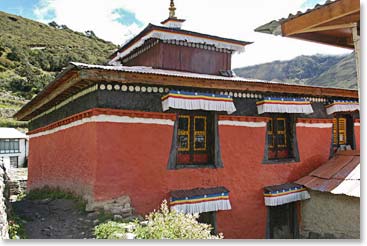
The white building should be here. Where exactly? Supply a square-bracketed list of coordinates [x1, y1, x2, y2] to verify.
[0, 128, 28, 170]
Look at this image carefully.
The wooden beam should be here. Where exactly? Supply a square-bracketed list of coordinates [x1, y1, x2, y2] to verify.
[298, 23, 355, 33]
[281, 0, 359, 36]
[291, 32, 354, 49]
[80, 69, 358, 99]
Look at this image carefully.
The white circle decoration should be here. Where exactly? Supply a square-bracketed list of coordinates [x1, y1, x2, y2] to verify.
[121, 85, 127, 91]
[100, 84, 106, 90]
[107, 84, 113, 90]
[114, 84, 120, 90]
[129, 86, 134, 92]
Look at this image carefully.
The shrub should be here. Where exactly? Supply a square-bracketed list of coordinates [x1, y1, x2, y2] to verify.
[94, 200, 223, 240]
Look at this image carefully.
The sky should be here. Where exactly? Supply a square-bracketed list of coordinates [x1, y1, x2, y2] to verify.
[0, 0, 353, 68]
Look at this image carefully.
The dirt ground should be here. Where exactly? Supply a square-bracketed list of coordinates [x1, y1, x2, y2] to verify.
[12, 198, 99, 239]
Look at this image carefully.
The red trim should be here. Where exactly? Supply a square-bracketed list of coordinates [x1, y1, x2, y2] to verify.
[219, 115, 270, 123]
[28, 108, 176, 135]
[170, 197, 229, 206]
[354, 119, 360, 123]
[296, 118, 333, 124]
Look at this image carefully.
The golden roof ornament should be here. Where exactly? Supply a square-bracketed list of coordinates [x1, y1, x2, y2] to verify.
[169, 0, 177, 18]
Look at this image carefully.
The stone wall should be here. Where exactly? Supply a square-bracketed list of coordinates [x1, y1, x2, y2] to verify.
[300, 190, 360, 239]
[0, 163, 9, 239]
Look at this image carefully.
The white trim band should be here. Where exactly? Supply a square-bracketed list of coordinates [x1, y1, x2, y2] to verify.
[29, 114, 174, 138]
[296, 122, 333, 128]
[354, 122, 360, 127]
[218, 120, 267, 127]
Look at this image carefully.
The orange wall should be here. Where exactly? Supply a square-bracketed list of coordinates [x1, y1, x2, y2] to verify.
[27, 123, 98, 200]
[92, 120, 332, 238]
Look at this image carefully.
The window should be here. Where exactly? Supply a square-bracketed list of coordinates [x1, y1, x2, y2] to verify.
[332, 114, 354, 151]
[197, 212, 217, 235]
[0, 139, 20, 154]
[264, 114, 299, 163]
[176, 112, 214, 166]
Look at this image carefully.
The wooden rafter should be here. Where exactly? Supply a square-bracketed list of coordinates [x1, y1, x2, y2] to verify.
[281, 0, 359, 36]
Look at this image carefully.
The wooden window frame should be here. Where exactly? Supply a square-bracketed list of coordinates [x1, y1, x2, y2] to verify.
[331, 114, 355, 153]
[263, 114, 300, 164]
[178, 115, 190, 151]
[194, 116, 207, 151]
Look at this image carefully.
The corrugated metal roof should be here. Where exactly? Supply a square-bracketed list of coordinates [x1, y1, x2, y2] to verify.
[0, 128, 28, 139]
[296, 150, 360, 197]
[254, 0, 338, 35]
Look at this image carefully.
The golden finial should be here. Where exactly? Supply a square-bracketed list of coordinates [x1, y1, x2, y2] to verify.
[169, 0, 176, 18]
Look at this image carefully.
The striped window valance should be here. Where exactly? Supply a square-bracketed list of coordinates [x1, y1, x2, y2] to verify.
[325, 100, 359, 115]
[257, 97, 314, 114]
[264, 183, 310, 206]
[162, 90, 236, 114]
[170, 187, 231, 214]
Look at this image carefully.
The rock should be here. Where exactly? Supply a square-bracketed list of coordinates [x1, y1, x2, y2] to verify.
[113, 215, 123, 221]
[93, 219, 99, 225]
[86, 211, 99, 219]
[40, 198, 52, 204]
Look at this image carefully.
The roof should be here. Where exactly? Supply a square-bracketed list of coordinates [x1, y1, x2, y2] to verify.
[296, 150, 360, 197]
[0, 128, 28, 139]
[109, 23, 252, 64]
[13, 62, 358, 121]
[255, 0, 359, 49]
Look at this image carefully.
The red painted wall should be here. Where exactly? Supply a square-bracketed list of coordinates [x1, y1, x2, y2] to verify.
[27, 123, 98, 200]
[92, 118, 332, 239]
[354, 124, 360, 150]
[27, 109, 334, 239]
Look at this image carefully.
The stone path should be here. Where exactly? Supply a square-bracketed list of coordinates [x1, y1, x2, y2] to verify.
[12, 198, 99, 239]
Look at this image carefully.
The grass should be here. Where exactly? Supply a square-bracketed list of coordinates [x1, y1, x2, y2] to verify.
[0, 118, 28, 128]
[27, 186, 87, 213]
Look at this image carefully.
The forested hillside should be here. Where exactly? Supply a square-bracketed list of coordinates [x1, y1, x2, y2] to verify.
[0, 11, 117, 127]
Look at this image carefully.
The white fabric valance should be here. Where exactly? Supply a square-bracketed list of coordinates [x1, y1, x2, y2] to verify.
[162, 90, 236, 114]
[264, 183, 310, 206]
[257, 97, 314, 114]
[326, 100, 359, 115]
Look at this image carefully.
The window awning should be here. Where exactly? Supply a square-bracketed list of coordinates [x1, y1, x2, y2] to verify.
[170, 186, 231, 214]
[162, 90, 236, 114]
[257, 97, 314, 114]
[264, 183, 310, 206]
[325, 100, 359, 115]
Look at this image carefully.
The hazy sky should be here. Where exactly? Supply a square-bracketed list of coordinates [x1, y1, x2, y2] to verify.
[0, 0, 353, 68]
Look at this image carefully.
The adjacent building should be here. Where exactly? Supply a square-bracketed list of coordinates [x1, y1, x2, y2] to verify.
[0, 128, 28, 170]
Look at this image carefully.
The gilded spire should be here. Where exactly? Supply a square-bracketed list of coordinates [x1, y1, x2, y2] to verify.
[169, 0, 176, 18]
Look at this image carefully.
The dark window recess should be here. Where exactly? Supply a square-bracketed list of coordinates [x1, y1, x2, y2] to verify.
[0, 139, 20, 154]
[263, 114, 299, 163]
[267, 202, 299, 239]
[177, 112, 214, 166]
[197, 212, 217, 235]
[10, 156, 18, 168]
[332, 114, 355, 151]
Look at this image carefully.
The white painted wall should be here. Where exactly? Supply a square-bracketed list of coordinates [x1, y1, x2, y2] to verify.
[0, 138, 28, 170]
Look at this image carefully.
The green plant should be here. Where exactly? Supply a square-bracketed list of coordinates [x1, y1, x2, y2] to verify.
[8, 214, 27, 239]
[94, 200, 223, 240]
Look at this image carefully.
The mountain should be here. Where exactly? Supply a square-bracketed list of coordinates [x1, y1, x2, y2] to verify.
[234, 53, 357, 89]
[0, 11, 117, 128]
